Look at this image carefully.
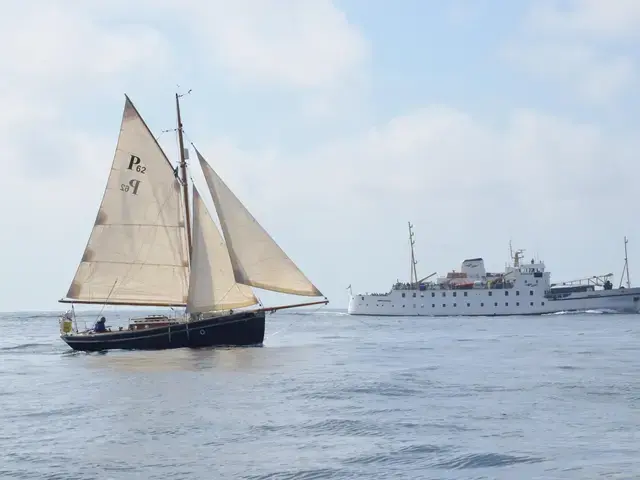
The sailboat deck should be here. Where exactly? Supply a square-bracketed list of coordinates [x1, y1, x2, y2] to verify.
[129, 315, 187, 331]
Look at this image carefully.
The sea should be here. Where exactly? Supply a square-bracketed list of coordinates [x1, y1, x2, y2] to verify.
[1, 308, 638, 479]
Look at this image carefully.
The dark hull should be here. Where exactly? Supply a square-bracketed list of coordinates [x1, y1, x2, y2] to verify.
[61, 310, 265, 352]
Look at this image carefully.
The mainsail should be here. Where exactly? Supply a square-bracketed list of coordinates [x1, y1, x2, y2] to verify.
[64, 97, 190, 306]
[187, 186, 259, 313]
[195, 148, 323, 297]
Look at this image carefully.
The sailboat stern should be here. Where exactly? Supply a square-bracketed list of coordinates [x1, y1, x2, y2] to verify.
[188, 309, 265, 348]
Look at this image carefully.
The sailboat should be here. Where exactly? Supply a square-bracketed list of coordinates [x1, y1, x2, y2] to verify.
[57, 93, 328, 352]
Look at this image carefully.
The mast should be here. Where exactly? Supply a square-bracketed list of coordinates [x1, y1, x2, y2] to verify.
[176, 92, 192, 258]
[509, 240, 513, 267]
[408, 222, 418, 285]
[620, 236, 631, 288]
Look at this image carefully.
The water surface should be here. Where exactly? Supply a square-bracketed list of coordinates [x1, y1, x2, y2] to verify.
[1, 309, 638, 479]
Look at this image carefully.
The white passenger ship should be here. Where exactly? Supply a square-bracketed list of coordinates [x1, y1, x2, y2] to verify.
[347, 224, 640, 317]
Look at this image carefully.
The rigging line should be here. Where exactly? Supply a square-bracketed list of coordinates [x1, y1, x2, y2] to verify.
[182, 133, 202, 161]
[264, 302, 327, 340]
[93, 279, 119, 327]
[220, 284, 258, 306]
[155, 129, 172, 142]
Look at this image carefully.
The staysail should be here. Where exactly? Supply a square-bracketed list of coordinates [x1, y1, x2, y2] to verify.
[195, 147, 323, 297]
[187, 186, 259, 313]
[64, 96, 190, 306]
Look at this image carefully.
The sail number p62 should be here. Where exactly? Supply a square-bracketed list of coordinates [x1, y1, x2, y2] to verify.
[121, 154, 146, 195]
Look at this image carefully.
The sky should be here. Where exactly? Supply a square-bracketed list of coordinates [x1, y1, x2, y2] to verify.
[2, 0, 640, 312]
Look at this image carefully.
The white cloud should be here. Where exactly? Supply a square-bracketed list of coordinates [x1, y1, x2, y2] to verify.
[188, 0, 368, 90]
[0, 1, 171, 194]
[505, 0, 639, 105]
[72, 0, 369, 92]
[0, 3, 169, 93]
[503, 43, 636, 104]
[528, 0, 640, 39]
[0, 1, 172, 185]
[172, 0, 371, 119]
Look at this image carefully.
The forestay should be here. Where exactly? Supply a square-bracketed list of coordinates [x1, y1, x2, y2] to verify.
[65, 97, 190, 306]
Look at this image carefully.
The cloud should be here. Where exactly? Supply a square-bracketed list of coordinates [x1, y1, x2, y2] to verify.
[0, 1, 172, 182]
[0, 1, 171, 195]
[70, 0, 369, 92]
[186, 0, 369, 91]
[0, 3, 169, 93]
[528, 0, 640, 39]
[503, 43, 636, 105]
[172, 0, 371, 119]
[504, 0, 639, 105]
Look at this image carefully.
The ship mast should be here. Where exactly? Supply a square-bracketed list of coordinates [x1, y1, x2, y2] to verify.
[509, 240, 513, 268]
[175, 92, 192, 259]
[620, 236, 631, 288]
[408, 222, 418, 285]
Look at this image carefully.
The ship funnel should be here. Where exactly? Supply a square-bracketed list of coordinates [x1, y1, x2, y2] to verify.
[461, 258, 486, 279]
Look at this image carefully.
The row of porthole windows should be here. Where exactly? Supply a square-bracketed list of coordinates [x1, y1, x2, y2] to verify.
[367, 301, 546, 308]
[401, 290, 535, 299]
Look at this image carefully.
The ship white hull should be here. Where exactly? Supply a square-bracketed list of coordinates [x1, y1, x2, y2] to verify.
[348, 287, 640, 317]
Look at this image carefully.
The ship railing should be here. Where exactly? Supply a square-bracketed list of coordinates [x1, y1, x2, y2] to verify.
[550, 273, 613, 288]
[130, 314, 171, 322]
[59, 311, 97, 335]
[391, 282, 516, 291]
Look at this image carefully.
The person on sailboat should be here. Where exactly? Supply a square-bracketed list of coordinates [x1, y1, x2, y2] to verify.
[94, 317, 107, 333]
